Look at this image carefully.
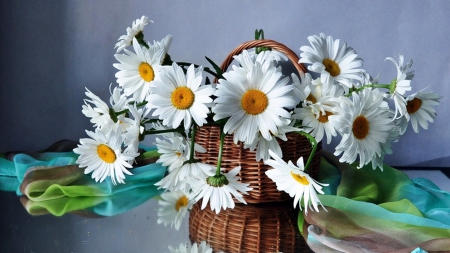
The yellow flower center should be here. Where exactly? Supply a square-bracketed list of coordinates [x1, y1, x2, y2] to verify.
[322, 58, 341, 77]
[291, 171, 310, 185]
[241, 89, 268, 115]
[139, 62, 155, 82]
[318, 111, 333, 123]
[97, 144, 116, 163]
[352, 115, 370, 140]
[306, 94, 317, 104]
[171, 86, 195, 109]
[175, 195, 189, 211]
[406, 98, 422, 114]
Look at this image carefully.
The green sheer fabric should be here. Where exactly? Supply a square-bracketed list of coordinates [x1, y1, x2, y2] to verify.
[0, 142, 165, 217]
[299, 152, 450, 252]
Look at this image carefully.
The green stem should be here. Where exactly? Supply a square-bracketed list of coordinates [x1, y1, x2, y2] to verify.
[188, 123, 197, 163]
[215, 126, 226, 176]
[114, 101, 148, 116]
[297, 131, 317, 173]
[176, 62, 221, 79]
[143, 128, 185, 136]
[347, 84, 391, 96]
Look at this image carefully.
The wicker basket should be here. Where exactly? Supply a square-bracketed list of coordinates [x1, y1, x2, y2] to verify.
[195, 39, 322, 204]
[189, 200, 311, 253]
[195, 125, 321, 203]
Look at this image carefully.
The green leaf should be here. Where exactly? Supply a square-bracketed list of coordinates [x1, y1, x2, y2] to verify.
[205, 56, 223, 79]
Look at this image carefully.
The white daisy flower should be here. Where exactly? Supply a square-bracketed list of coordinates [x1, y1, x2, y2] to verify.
[213, 61, 296, 144]
[401, 89, 441, 133]
[168, 241, 213, 253]
[294, 102, 339, 144]
[155, 136, 187, 172]
[115, 15, 152, 53]
[384, 54, 414, 119]
[155, 162, 215, 192]
[189, 167, 251, 214]
[244, 119, 303, 161]
[114, 38, 165, 102]
[232, 49, 287, 77]
[299, 33, 364, 92]
[150, 63, 215, 130]
[81, 87, 129, 133]
[73, 128, 139, 184]
[157, 190, 193, 230]
[122, 104, 150, 154]
[371, 124, 400, 170]
[293, 75, 343, 144]
[332, 89, 396, 168]
[151, 34, 173, 64]
[265, 150, 328, 214]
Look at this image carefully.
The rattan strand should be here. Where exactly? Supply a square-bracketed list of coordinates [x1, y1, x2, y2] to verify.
[189, 201, 311, 253]
[195, 125, 321, 204]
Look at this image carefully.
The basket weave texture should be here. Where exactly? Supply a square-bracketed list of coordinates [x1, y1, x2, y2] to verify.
[189, 201, 310, 253]
[195, 124, 321, 204]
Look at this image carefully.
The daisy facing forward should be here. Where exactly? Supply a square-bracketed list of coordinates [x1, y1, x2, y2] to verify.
[265, 150, 327, 214]
[332, 88, 396, 169]
[299, 33, 364, 92]
[157, 190, 193, 230]
[114, 38, 165, 102]
[73, 128, 139, 184]
[400, 89, 441, 133]
[213, 61, 296, 144]
[150, 63, 215, 130]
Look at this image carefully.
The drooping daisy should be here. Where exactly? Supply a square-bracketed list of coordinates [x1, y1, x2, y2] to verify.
[155, 136, 187, 172]
[400, 89, 441, 133]
[115, 15, 152, 53]
[244, 118, 303, 161]
[213, 61, 296, 144]
[155, 162, 215, 192]
[265, 150, 328, 214]
[157, 190, 193, 230]
[114, 38, 165, 102]
[331, 88, 396, 168]
[122, 104, 150, 154]
[151, 34, 173, 64]
[189, 167, 251, 214]
[385, 54, 414, 119]
[81, 87, 129, 134]
[299, 33, 364, 92]
[168, 241, 213, 253]
[150, 63, 215, 130]
[74, 128, 139, 184]
[371, 125, 400, 170]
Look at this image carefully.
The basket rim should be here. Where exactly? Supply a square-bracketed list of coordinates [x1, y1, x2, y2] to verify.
[213, 39, 307, 83]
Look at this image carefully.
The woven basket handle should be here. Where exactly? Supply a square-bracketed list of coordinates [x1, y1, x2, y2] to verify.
[214, 39, 307, 83]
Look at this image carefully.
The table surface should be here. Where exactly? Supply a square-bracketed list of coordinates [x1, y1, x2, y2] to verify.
[0, 169, 448, 253]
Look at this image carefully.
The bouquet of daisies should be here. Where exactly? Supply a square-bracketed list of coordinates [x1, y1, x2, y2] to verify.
[73, 16, 441, 228]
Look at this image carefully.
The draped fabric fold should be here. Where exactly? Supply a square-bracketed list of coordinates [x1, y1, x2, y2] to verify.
[0, 140, 166, 217]
[299, 152, 450, 253]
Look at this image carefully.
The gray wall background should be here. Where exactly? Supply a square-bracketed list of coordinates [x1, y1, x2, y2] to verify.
[1, 0, 449, 167]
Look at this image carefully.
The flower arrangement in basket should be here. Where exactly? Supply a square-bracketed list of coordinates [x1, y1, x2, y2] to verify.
[73, 16, 441, 234]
